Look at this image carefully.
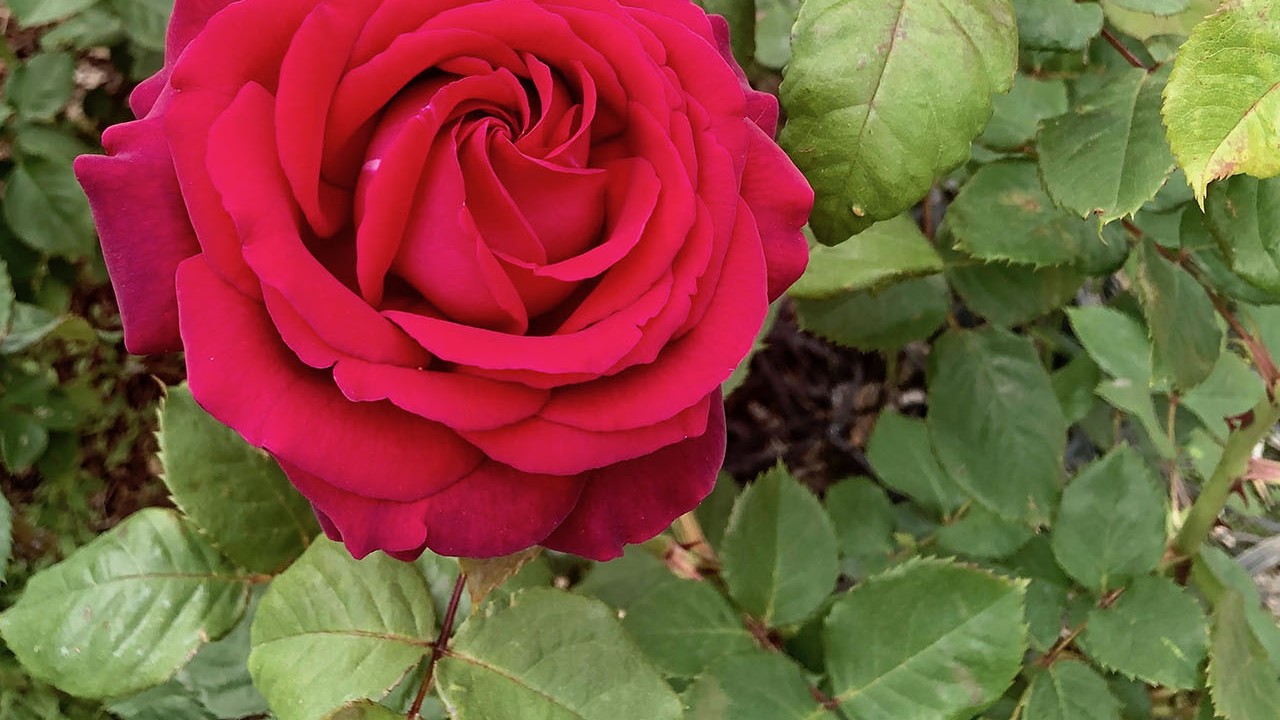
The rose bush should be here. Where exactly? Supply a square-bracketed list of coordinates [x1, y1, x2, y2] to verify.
[75, 0, 811, 561]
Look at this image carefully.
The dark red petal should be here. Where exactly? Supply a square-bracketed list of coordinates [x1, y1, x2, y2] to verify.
[74, 118, 199, 353]
[285, 458, 585, 559]
[740, 124, 813, 300]
[542, 395, 725, 561]
[176, 255, 482, 502]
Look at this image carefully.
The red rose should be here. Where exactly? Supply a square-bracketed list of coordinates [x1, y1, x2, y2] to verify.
[76, 0, 812, 561]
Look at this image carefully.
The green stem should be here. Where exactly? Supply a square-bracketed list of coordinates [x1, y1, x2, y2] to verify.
[1172, 396, 1280, 560]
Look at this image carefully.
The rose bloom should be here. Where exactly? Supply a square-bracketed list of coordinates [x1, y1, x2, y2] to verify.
[77, 0, 812, 561]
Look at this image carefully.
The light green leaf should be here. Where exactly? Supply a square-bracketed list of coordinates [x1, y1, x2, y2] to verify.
[1102, 0, 1219, 41]
[1208, 590, 1280, 720]
[936, 506, 1033, 560]
[1182, 351, 1265, 438]
[794, 276, 949, 351]
[5, 0, 97, 26]
[4, 127, 95, 259]
[0, 302, 65, 355]
[1012, 0, 1104, 51]
[1022, 660, 1121, 720]
[826, 477, 895, 557]
[928, 327, 1067, 524]
[574, 546, 676, 613]
[981, 75, 1069, 152]
[107, 680, 217, 720]
[620, 577, 756, 678]
[1051, 447, 1167, 592]
[825, 558, 1027, 719]
[1095, 380, 1178, 458]
[1066, 306, 1153, 384]
[1110, 0, 1190, 13]
[1038, 66, 1176, 222]
[948, 161, 1126, 267]
[0, 490, 11, 581]
[1080, 575, 1208, 689]
[753, 0, 798, 69]
[780, 0, 1017, 241]
[683, 652, 838, 720]
[436, 590, 682, 720]
[39, 6, 125, 50]
[1203, 176, 1280, 295]
[721, 465, 839, 627]
[158, 384, 319, 574]
[4, 52, 75, 121]
[1164, 0, 1280, 203]
[0, 509, 249, 698]
[248, 539, 436, 720]
[1131, 239, 1223, 390]
[866, 410, 966, 514]
[324, 701, 404, 720]
[790, 215, 943, 299]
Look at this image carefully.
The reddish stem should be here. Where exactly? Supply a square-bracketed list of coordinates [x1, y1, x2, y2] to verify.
[407, 572, 467, 719]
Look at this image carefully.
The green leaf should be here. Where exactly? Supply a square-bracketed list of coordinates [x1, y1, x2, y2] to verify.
[1024, 580, 1069, 652]
[436, 590, 682, 720]
[4, 127, 95, 259]
[1050, 447, 1167, 592]
[1203, 176, 1280, 295]
[1193, 547, 1280, 673]
[948, 161, 1126, 267]
[39, 6, 125, 50]
[752, 0, 797, 69]
[1164, 0, 1280, 203]
[0, 302, 65, 355]
[721, 465, 839, 627]
[0, 257, 12, 336]
[324, 701, 404, 720]
[825, 558, 1027, 719]
[459, 548, 542, 606]
[158, 383, 319, 574]
[1066, 306, 1153, 384]
[826, 477, 895, 557]
[0, 490, 11, 582]
[936, 506, 1033, 560]
[0, 509, 249, 698]
[108, 0, 171, 51]
[794, 275, 949, 351]
[790, 215, 943, 299]
[1110, 0, 1190, 12]
[107, 680, 217, 720]
[1022, 660, 1121, 720]
[180, 591, 269, 720]
[1095, 380, 1178, 458]
[574, 547, 676, 613]
[1181, 203, 1280, 305]
[1101, 0, 1218, 41]
[5, 0, 97, 26]
[4, 52, 75, 121]
[694, 0, 754, 67]
[979, 75, 1068, 151]
[1131, 239, 1223, 390]
[1182, 351, 1266, 438]
[695, 473, 738, 551]
[620, 576, 756, 678]
[248, 539, 436, 720]
[0, 412, 49, 472]
[1012, 0, 1104, 51]
[1079, 575, 1208, 689]
[1208, 590, 1280, 720]
[683, 652, 838, 720]
[946, 254, 1084, 328]
[780, 0, 1018, 241]
[1051, 355, 1103, 425]
[866, 410, 966, 514]
[928, 327, 1067, 524]
[1037, 66, 1176, 222]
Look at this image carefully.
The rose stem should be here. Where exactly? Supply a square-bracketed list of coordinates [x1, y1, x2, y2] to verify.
[407, 571, 467, 719]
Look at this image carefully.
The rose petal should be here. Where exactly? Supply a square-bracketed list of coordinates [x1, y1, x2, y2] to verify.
[288, 458, 585, 559]
[176, 255, 482, 502]
[74, 118, 199, 353]
[542, 394, 725, 560]
[740, 124, 813, 300]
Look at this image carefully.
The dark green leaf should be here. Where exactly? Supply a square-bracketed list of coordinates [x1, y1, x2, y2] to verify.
[4, 52, 75, 121]
[979, 75, 1068, 151]
[1131, 239, 1223, 390]
[936, 506, 1033, 560]
[1203, 176, 1280, 295]
[752, 0, 797, 69]
[5, 0, 97, 26]
[1080, 575, 1208, 689]
[1037, 66, 1176, 223]
[695, 473, 738, 551]
[620, 577, 756, 677]
[158, 384, 319, 574]
[683, 652, 838, 720]
[1024, 580, 1069, 652]
[108, 0, 170, 51]
[436, 590, 682, 720]
[794, 276, 949, 351]
[1066, 306, 1153, 385]
[721, 465, 839, 627]
[825, 558, 1027, 718]
[781, 0, 1017, 241]
[947, 254, 1084, 327]
[1208, 590, 1280, 720]
[248, 539, 436, 720]
[574, 547, 676, 613]
[1022, 660, 1121, 720]
[1182, 352, 1265, 439]
[1101, 0, 1218, 41]
[0, 509, 248, 698]
[928, 327, 1067, 523]
[324, 701, 404, 720]
[1051, 355, 1102, 425]
[866, 410, 966, 514]
[0, 412, 49, 472]
[1012, 0, 1104, 51]
[1050, 447, 1167, 592]
[825, 477, 894, 557]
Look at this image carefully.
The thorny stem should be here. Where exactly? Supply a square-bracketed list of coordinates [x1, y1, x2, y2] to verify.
[1101, 27, 1150, 71]
[672, 511, 719, 569]
[407, 572, 467, 719]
